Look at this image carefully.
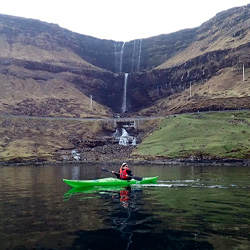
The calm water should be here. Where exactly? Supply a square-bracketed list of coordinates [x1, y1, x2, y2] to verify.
[0, 164, 250, 250]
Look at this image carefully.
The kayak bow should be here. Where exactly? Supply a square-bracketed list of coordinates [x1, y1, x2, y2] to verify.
[63, 176, 158, 188]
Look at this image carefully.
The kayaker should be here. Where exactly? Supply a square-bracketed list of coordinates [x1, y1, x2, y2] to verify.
[112, 162, 133, 180]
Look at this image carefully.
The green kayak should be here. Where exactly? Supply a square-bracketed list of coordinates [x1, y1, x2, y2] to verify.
[63, 176, 159, 188]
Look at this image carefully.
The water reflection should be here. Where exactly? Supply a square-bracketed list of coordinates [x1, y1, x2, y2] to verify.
[65, 185, 153, 249]
[64, 185, 215, 250]
[71, 165, 81, 180]
[0, 164, 250, 249]
[111, 187, 134, 250]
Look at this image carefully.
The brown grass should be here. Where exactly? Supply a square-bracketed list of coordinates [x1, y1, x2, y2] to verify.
[0, 116, 104, 162]
[138, 66, 250, 116]
[157, 26, 250, 69]
[0, 69, 111, 118]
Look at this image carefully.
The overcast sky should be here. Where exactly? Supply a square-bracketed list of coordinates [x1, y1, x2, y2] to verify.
[1, 0, 249, 41]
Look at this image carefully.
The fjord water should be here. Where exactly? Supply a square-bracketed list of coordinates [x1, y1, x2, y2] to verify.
[0, 164, 250, 250]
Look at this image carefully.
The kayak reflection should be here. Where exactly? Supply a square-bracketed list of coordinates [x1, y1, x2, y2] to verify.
[65, 185, 129, 196]
[63, 185, 141, 209]
[64, 185, 144, 250]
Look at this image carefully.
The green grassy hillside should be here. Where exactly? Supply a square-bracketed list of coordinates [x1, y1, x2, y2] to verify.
[133, 111, 250, 160]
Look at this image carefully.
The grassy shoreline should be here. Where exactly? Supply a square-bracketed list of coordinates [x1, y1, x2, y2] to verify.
[0, 111, 249, 164]
[1, 158, 250, 167]
[133, 111, 250, 160]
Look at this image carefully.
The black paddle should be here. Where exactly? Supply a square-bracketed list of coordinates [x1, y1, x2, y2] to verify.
[101, 168, 143, 181]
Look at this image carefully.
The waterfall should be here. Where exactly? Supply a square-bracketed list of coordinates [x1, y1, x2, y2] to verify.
[131, 40, 136, 72]
[113, 129, 120, 137]
[137, 39, 142, 72]
[121, 73, 128, 113]
[119, 42, 125, 73]
[114, 42, 119, 73]
[113, 128, 137, 146]
[114, 42, 125, 73]
[131, 137, 137, 146]
[119, 128, 129, 146]
[71, 149, 81, 161]
[131, 39, 142, 72]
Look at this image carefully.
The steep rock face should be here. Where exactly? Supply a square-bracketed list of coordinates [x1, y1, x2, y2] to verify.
[0, 14, 126, 115]
[123, 43, 250, 111]
[0, 58, 126, 115]
[0, 14, 117, 72]
[123, 5, 250, 112]
[111, 5, 250, 74]
[119, 29, 198, 73]
[1, 6, 250, 163]
[0, 4, 250, 116]
[0, 14, 201, 74]
[158, 5, 250, 69]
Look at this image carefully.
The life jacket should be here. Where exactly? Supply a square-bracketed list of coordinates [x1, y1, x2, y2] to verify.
[119, 167, 130, 180]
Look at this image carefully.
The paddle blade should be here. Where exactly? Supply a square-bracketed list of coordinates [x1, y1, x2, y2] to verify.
[101, 168, 110, 173]
[132, 176, 143, 181]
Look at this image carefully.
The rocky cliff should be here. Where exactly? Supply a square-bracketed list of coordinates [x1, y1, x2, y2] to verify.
[1, 5, 250, 163]
[125, 5, 250, 113]
[0, 4, 250, 116]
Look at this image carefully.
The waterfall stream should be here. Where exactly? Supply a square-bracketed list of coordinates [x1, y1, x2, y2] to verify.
[137, 39, 142, 72]
[114, 42, 119, 73]
[119, 128, 129, 146]
[121, 73, 128, 113]
[113, 128, 137, 146]
[114, 42, 126, 74]
[113, 39, 143, 146]
[131, 40, 136, 72]
[115, 39, 143, 74]
[119, 42, 125, 73]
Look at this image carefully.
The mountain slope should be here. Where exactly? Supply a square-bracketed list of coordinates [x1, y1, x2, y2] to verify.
[158, 6, 250, 69]
[138, 68, 250, 116]
[1, 5, 250, 117]
[0, 67, 111, 118]
[127, 5, 250, 113]
[0, 14, 120, 117]
[1, 5, 250, 163]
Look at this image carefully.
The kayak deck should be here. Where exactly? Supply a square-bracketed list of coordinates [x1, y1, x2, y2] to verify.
[63, 177, 158, 188]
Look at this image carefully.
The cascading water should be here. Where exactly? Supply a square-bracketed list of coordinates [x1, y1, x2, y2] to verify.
[112, 40, 141, 147]
[113, 128, 137, 146]
[137, 39, 142, 72]
[119, 42, 125, 73]
[121, 73, 128, 113]
[114, 42, 125, 74]
[131, 137, 137, 146]
[114, 42, 120, 73]
[115, 39, 142, 74]
[71, 149, 81, 161]
[119, 128, 129, 146]
[131, 40, 136, 72]
[130, 39, 143, 73]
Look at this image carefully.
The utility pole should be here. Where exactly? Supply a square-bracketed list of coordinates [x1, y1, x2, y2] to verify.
[243, 64, 245, 81]
[189, 82, 192, 97]
[90, 94, 93, 109]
